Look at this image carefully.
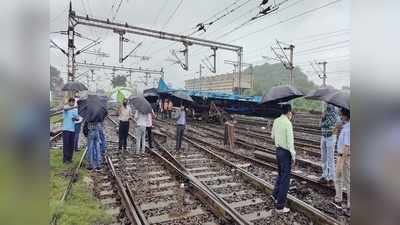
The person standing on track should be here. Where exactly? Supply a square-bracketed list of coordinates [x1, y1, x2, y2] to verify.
[82, 120, 102, 171]
[73, 91, 82, 151]
[62, 97, 81, 164]
[320, 104, 339, 185]
[146, 109, 155, 149]
[333, 108, 351, 213]
[118, 98, 132, 151]
[168, 99, 173, 119]
[224, 115, 236, 151]
[163, 99, 169, 119]
[271, 104, 295, 213]
[134, 109, 148, 154]
[175, 105, 186, 151]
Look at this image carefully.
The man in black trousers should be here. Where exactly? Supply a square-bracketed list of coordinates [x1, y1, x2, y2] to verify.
[270, 104, 295, 213]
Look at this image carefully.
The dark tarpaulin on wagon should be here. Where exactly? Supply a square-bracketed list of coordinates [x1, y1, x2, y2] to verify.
[143, 88, 159, 103]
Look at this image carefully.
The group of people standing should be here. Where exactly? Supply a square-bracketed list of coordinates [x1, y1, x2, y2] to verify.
[62, 93, 107, 171]
[159, 98, 173, 119]
[117, 98, 155, 154]
[118, 98, 187, 152]
[270, 104, 350, 215]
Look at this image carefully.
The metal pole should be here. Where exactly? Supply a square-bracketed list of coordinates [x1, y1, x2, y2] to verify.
[238, 47, 243, 95]
[288, 44, 295, 86]
[318, 61, 328, 112]
[199, 64, 202, 91]
[67, 2, 75, 82]
[319, 61, 327, 87]
[119, 33, 123, 63]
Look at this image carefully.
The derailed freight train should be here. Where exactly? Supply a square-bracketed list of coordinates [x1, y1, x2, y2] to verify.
[143, 79, 284, 122]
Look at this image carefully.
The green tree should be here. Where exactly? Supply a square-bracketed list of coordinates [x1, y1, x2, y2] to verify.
[111, 75, 127, 88]
[50, 65, 63, 91]
[243, 62, 322, 111]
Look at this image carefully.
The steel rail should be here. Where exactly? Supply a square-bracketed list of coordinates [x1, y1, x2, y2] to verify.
[106, 115, 248, 225]
[50, 148, 88, 225]
[157, 126, 341, 225]
[158, 119, 322, 174]
[105, 155, 143, 225]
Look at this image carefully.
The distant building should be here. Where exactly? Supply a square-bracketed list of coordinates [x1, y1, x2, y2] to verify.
[185, 72, 252, 94]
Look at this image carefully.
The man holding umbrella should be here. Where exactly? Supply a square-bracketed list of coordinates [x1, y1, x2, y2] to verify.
[130, 96, 153, 154]
[62, 97, 82, 164]
[79, 95, 108, 171]
[320, 104, 340, 185]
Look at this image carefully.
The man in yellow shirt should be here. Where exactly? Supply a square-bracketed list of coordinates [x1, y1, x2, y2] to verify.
[271, 104, 295, 213]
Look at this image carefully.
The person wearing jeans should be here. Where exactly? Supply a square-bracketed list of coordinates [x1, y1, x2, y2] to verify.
[271, 104, 295, 214]
[134, 110, 148, 154]
[175, 106, 186, 151]
[85, 122, 102, 171]
[320, 104, 339, 185]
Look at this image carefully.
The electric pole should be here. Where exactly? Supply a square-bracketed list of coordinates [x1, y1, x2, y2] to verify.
[271, 40, 295, 86]
[198, 64, 205, 91]
[67, 1, 75, 82]
[283, 44, 295, 86]
[318, 61, 327, 87]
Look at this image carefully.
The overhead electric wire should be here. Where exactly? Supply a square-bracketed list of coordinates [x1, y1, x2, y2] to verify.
[213, 0, 305, 41]
[227, 0, 343, 43]
[152, 0, 170, 26]
[161, 0, 183, 30]
[295, 40, 350, 54]
[50, 5, 68, 23]
[147, 0, 253, 59]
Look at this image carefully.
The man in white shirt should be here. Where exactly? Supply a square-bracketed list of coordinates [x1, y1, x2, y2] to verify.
[134, 110, 148, 154]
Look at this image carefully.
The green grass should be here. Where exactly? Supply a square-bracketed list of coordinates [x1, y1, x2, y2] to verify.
[50, 149, 112, 225]
[50, 114, 63, 125]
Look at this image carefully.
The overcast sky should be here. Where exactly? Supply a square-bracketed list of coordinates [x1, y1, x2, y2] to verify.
[50, 0, 350, 92]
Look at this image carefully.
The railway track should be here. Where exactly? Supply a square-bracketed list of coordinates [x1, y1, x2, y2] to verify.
[235, 117, 321, 136]
[191, 121, 321, 159]
[156, 119, 322, 176]
[153, 119, 346, 225]
[105, 116, 249, 225]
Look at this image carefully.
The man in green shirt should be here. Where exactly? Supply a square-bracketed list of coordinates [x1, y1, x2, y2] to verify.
[271, 104, 295, 213]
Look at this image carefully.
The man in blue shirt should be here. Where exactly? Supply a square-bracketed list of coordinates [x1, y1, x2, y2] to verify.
[334, 108, 350, 212]
[63, 97, 79, 164]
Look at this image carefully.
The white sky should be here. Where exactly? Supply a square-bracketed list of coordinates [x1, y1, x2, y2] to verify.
[50, 0, 350, 92]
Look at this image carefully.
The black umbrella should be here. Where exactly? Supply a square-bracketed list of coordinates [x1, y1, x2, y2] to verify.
[305, 86, 338, 100]
[78, 95, 108, 122]
[62, 81, 88, 91]
[129, 96, 153, 114]
[320, 91, 350, 110]
[261, 85, 304, 104]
